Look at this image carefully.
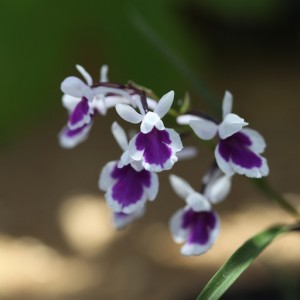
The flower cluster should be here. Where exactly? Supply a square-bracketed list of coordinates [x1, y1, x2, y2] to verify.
[59, 65, 269, 256]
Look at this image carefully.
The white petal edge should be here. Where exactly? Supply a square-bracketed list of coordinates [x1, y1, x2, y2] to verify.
[105, 186, 148, 214]
[147, 98, 158, 110]
[189, 118, 218, 140]
[111, 122, 128, 151]
[231, 156, 269, 178]
[115, 104, 143, 124]
[222, 90, 233, 118]
[91, 95, 107, 115]
[169, 174, 195, 199]
[154, 90, 174, 118]
[58, 124, 92, 149]
[112, 207, 145, 230]
[76, 64, 93, 86]
[100, 65, 109, 82]
[205, 175, 232, 204]
[241, 128, 266, 154]
[219, 113, 248, 139]
[98, 161, 117, 191]
[146, 172, 159, 201]
[177, 146, 198, 161]
[61, 76, 86, 98]
[169, 208, 188, 243]
[68, 103, 93, 131]
[177, 114, 202, 125]
[128, 134, 144, 161]
[62, 94, 81, 112]
[215, 145, 235, 176]
[167, 128, 183, 152]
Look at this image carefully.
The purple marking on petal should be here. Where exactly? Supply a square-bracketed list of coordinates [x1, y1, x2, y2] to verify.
[182, 210, 217, 245]
[65, 123, 89, 137]
[218, 132, 262, 169]
[68, 97, 92, 127]
[135, 127, 172, 167]
[111, 164, 151, 208]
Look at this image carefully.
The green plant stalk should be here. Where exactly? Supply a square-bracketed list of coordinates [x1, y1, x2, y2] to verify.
[252, 178, 300, 220]
[196, 224, 300, 300]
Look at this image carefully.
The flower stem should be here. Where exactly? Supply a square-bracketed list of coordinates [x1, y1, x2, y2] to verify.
[252, 178, 300, 220]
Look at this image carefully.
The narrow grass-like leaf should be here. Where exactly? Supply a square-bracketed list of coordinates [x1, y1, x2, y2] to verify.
[196, 224, 300, 300]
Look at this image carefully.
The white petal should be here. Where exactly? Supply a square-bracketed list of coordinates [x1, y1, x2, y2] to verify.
[91, 95, 107, 115]
[81, 86, 95, 101]
[154, 90, 174, 118]
[115, 104, 143, 124]
[119, 151, 131, 168]
[205, 175, 232, 204]
[241, 128, 266, 154]
[111, 122, 128, 151]
[100, 64, 109, 82]
[104, 95, 130, 109]
[61, 76, 87, 98]
[62, 94, 81, 112]
[169, 174, 195, 199]
[186, 193, 211, 212]
[181, 244, 211, 256]
[146, 172, 159, 201]
[129, 160, 144, 172]
[222, 90, 233, 118]
[177, 114, 201, 125]
[146, 98, 158, 110]
[98, 161, 117, 191]
[219, 113, 248, 139]
[128, 134, 144, 161]
[166, 128, 183, 152]
[215, 145, 235, 176]
[176, 147, 198, 161]
[189, 118, 218, 140]
[76, 64, 93, 86]
[169, 208, 188, 243]
[112, 207, 145, 230]
[140, 112, 163, 134]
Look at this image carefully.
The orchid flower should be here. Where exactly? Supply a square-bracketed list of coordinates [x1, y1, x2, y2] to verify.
[169, 173, 231, 256]
[177, 91, 269, 178]
[116, 91, 183, 172]
[99, 122, 159, 214]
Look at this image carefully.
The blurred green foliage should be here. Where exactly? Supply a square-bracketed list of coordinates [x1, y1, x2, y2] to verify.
[0, 0, 283, 146]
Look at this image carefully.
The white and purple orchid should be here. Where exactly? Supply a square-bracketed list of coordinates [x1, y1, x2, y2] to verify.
[59, 65, 159, 149]
[169, 173, 231, 256]
[116, 91, 183, 172]
[177, 91, 269, 178]
[99, 122, 159, 214]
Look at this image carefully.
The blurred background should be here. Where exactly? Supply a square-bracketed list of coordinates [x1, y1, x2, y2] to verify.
[1, 0, 300, 299]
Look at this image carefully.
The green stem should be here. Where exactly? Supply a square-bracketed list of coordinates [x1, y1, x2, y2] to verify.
[252, 178, 300, 220]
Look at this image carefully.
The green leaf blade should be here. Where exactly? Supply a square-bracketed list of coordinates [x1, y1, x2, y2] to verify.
[196, 225, 297, 300]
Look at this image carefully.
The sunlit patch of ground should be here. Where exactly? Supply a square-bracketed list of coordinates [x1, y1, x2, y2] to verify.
[0, 193, 299, 299]
[58, 194, 118, 257]
[0, 235, 99, 299]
